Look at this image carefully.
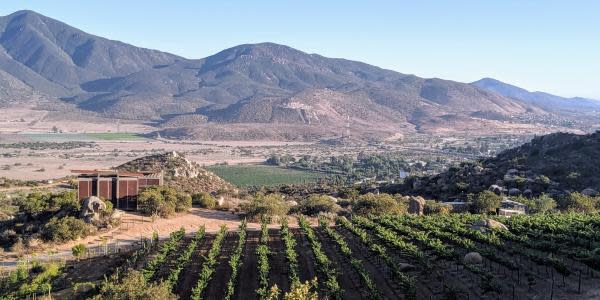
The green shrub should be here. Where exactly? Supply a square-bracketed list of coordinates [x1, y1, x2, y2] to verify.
[72, 243, 87, 260]
[560, 192, 598, 213]
[42, 216, 91, 242]
[241, 194, 289, 222]
[298, 195, 339, 216]
[424, 201, 452, 215]
[92, 270, 177, 300]
[192, 192, 216, 209]
[513, 194, 557, 213]
[471, 190, 502, 214]
[352, 193, 405, 216]
[138, 186, 188, 217]
[175, 192, 192, 212]
[50, 190, 80, 212]
[15, 191, 49, 215]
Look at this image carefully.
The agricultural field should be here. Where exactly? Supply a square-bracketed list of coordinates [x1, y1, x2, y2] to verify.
[205, 164, 327, 187]
[10, 132, 147, 142]
[4, 213, 600, 299]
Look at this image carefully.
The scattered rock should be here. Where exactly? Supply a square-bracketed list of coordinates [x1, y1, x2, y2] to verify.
[489, 184, 504, 195]
[506, 169, 519, 176]
[217, 196, 225, 207]
[471, 219, 508, 232]
[464, 252, 483, 264]
[408, 196, 426, 215]
[582, 188, 599, 197]
[398, 263, 417, 272]
[508, 188, 522, 196]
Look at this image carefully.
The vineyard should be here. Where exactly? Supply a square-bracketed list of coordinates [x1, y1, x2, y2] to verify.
[3, 213, 600, 299]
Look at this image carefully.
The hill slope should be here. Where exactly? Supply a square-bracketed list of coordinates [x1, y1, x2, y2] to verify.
[117, 152, 236, 194]
[395, 131, 600, 200]
[472, 78, 600, 114]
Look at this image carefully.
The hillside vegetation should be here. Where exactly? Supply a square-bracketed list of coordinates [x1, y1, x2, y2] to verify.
[397, 131, 600, 200]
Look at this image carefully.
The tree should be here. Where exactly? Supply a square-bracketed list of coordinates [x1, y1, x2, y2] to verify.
[352, 193, 405, 216]
[72, 243, 87, 260]
[471, 191, 502, 214]
[298, 195, 339, 216]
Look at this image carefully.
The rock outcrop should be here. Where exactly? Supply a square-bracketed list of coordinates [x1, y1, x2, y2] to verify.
[408, 196, 426, 215]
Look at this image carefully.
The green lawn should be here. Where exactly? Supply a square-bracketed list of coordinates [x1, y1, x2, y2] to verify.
[205, 164, 326, 187]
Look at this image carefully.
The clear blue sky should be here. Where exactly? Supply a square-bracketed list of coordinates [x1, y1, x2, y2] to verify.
[1, 1, 599, 98]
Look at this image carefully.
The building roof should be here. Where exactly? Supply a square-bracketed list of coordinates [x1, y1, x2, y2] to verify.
[72, 169, 162, 178]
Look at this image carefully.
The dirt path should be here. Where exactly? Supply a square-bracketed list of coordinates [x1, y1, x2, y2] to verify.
[314, 228, 364, 300]
[175, 234, 214, 299]
[292, 228, 318, 284]
[267, 228, 291, 294]
[234, 230, 260, 300]
[204, 232, 238, 299]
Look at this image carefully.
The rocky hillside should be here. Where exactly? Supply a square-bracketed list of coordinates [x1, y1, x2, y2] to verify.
[117, 152, 236, 194]
[394, 131, 600, 200]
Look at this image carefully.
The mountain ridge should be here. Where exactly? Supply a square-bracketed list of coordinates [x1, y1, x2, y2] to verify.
[0, 10, 594, 140]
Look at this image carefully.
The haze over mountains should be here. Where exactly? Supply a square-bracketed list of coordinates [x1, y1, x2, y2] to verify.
[0, 10, 598, 140]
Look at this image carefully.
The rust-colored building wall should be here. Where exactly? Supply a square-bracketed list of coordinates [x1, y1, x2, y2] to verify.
[77, 173, 161, 210]
[98, 179, 112, 201]
[78, 180, 91, 200]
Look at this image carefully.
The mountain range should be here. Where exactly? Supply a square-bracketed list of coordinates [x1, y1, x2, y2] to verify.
[0, 10, 598, 141]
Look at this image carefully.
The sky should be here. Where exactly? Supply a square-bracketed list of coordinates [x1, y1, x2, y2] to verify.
[1, 1, 599, 99]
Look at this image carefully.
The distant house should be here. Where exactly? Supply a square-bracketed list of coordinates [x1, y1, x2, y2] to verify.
[72, 169, 163, 210]
[499, 198, 527, 216]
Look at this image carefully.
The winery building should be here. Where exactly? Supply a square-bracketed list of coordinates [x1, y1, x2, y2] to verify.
[72, 169, 163, 210]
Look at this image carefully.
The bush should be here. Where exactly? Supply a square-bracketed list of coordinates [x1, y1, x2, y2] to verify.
[424, 201, 452, 215]
[560, 192, 598, 213]
[138, 186, 191, 217]
[72, 243, 87, 260]
[471, 191, 502, 214]
[514, 194, 557, 213]
[175, 192, 192, 212]
[43, 216, 91, 242]
[352, 193, 405, 216]
[298, 195, 339, 216]
[92, 270, 177, 300]
[241, 194, 290, 222]
[49, 190, 80, 212]
[15, 192, 49, 215]
[192, 192, 216, 209]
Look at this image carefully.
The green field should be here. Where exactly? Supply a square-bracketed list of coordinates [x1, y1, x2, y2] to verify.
[13, 132, 147, 142]
[205, 164, 327, 187]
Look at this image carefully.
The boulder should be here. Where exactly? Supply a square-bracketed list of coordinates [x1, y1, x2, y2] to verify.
[408, 196, 426, 215]
[489, 184, 504, 195]
[327, 196, 338, 203]
[470, 219, 508, 232]
[506, 169, 519, 176]
[217, 196, 225, 207]
[523, 189, 533, 198]
[508, 188, 522, 196]
[80, 196, 107, 223]
[464, 252, 483, 264]
[398, 263, 417, 272]
[582, 188, 599, 197]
